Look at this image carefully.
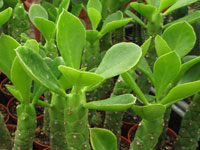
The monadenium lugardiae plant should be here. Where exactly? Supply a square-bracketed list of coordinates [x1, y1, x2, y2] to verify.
[120, 21, 200, 150]
[15, 9, 142, 150]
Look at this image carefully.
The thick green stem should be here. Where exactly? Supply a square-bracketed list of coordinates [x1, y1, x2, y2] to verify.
[65, 87, 90, 150]
[44, 39, 57, 59]
[43, 91, 51, 137]
[50, 93, 67, 150]
[130, 117, 164, 150]
[82, 40, 100, 70]
[175, 93, 200, 150]
[13, 104, 36, 150]
[0, 112, 12, 150]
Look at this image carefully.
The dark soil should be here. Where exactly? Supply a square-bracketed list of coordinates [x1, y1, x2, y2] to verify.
[9, 98, 44, 118]
[123, 109, 141, 124]
[0, 105, 8, 121]
[34, 124, 50, 146]
[2, 79, 12, 95]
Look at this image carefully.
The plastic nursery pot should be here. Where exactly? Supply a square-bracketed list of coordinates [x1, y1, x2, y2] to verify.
[120, 136, 131, 146]
[43, 146, 51, 150]
[33, 139, 49, 150]
[6, 124, 17, 143]
[0, 78, 12, 99]
[7, 97, 44, 123]
[0, 104, 10, 124]
[79, 9, 90, 29]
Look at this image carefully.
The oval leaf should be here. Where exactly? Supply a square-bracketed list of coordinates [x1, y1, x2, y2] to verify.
[0, 7, 12, 26]
[162, 22, 196, 58]
[154, 51, 181, 100]
[84, 94, 136, 111]
[95, 42, 142, 79]
[58, 65, 104, 88]
[57, 10, 86, 69]
[16, 47, 67, 97]
[90, 128, 117, 150]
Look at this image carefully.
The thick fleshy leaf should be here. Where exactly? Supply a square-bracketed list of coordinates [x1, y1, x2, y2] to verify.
[11, 57, 32, 103]
[132, 104, 166, 120]
[16, 47, 67, 97]
[84, 94, 136, 111]
[125, 10, 146, 28]
[154, 52, 181, 100]
[155, 35, 172, 57]
[130, 2, 156, 22]
[58, 0, 70, 17]
[162, 22, 196, 58]
[29, 4, 48, 26]
[86, 30, 100, 44]
[158, 0, 177, 12]
[6, 85, 23, 102]
[178, 62, 200, 84]
[90, 128, 117, 150]
[102, 11, 122, 28]
[100, 18, 131, 37]
[34, 17, 56, 41]
[24, 39, 39, 53]
[58, 65, 104, 88]
[161, 80, 200, 105]
[0, 34, 20, 78]
[87, 0, 102, 30]
[140, 37, 152, 59]
[163, 11, 200, 28]
[57, 10, 86, 69]
[41, 1, 57, 22]
[95, 42, 142, 79]
[0, 7, 12, 26]
[163, 0, 197, 16]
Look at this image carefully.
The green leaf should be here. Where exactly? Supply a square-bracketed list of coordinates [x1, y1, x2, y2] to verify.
[58, 0, 70, 17]
[163, 0, 197, 16]
[154, 52, 181, 100]
[34, 17, 56, 42]
[41, 1, 57, 22]
[86, 30, 100, 44]
[71, 3, 82, 16]
[29, 4, 48, 26]
[84, 94, 136, 111]
[102, 11, 122, 28]
[95, 42, 142, 79]
[100, 18, 131, 37]
[129, 2, 156, 22]
[146, 0, 161, 8]
[158, 0, 177, 12]
[6, 85, 23, 103]
[132, 104, 166, 120]
[16, 46, 67, 97]
[0, 7, 12, 26]
[11, 57, 32, 103]
[125, 10, 146, 28]
[163, 11, 200, 28]
[57, 10, 86, 69]
[162, 22, 196, 58]
[90, 128, 117, 150]
[24, 39, 39, 53]
[87, 0, 102, 30]
[0, 34, 20, 78]
[155, 35, 172, 57]
[140, 37, 152, 60]
[161, 80, 200, 105]
[58, 65, 104, 88]
[178, 62, 200, 84]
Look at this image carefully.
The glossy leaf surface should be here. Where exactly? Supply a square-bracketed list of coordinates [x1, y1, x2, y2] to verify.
[6, 85, 23, 102]
[84, 94, 136, 111]
[16, 47, 66, 97]
[162, 22, 196, 58]
[90, 128, 117, 150]
[57, 10, 86, 69]
[154, 52, 181, 100]
[95, 42, 142, 79]
[159, 0, 177, 12]
[58, 65, 104, 88]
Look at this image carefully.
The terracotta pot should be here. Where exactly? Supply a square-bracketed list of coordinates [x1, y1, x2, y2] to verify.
[0, 78, 12, 99]
[79, 9, 90, 29]
[43, 146, 51, 150]
[120, 136, 131, 146]
[7, 97, 44, 123]
[0, 104, 10, 124]
[33, 139, 49, 150]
